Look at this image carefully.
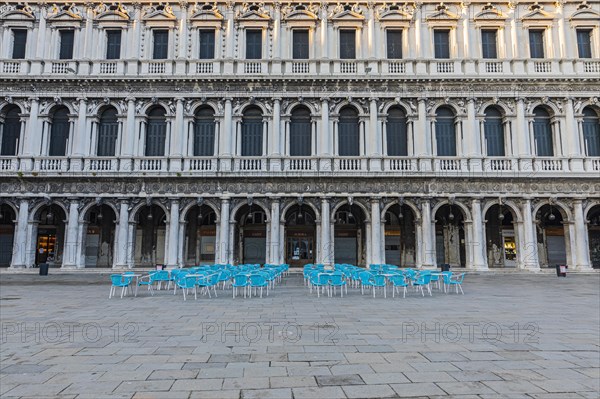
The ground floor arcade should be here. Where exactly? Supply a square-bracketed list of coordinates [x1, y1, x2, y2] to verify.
[1, 194, 598, 271]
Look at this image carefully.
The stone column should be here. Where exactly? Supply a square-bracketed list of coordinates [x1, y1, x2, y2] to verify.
[319, 98, 332, 171]
[114, 200, 130, 268]
[269, 199, 281, 264]
[420, 199, 435, 268]
[122, 96, 136, 157]
[166, 199, 180, 267]
[271, 98, 281, 156]
[320, 198, 332, 268]
[170, 98, 184, 171]
[219, 198, 230, 264]
[72, 97, 87, 158]
[62, 200, 80, 268]
[219, 98, 233, 171]
[415, 98, 432, 171]
[466, 98, 482, 171]
[565, 98, 584, 171]
[470, 199, 488, 270]
[10, 200, 29, 268]
[370, 198, 382, 265]
[521, 199, 540, 270]
[23, 97, 39, 156]
[573, 200, 592, 270]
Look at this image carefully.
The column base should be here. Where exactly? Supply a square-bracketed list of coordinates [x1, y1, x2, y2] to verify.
[468, 264, 489, 271]
[574, 263, 593, 271]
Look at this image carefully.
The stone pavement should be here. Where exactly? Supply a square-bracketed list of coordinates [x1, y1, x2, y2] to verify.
[0, 272, 598, 399]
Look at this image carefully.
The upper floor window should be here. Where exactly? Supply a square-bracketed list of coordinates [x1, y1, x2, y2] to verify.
[483, 106, 505, 156]
[481, 29, 498, 59]
[11, 29, 27, 59]
[59, 30, 74, 59]
[97, 107, 119, 156]
[49, 106, 70, 156]
[246, 30, 262, 59]
[582, 107, 600, 156]
[241, 106, 263, 156]
[1, 105, 21, 156]
[529, 30, 545, 59]
[434, 30, 450, 59]
[193, 106, 216, 156]
[338, 106, 360, 156]
[532, 107, 553, 156]
[145, 106, 167, 156]
[293, 30, 309, 59]
[199, 30, 215, 59]
[153, 30, 169, 59]
[106, 30, 122, 60]
[387, 30, 403, 59]
[386, 106, 408, 156]
[340, 30, 356, 59]
[289, 106, 311, 156]
[435, 106, 456, 156]
[576, 29, 592, 59]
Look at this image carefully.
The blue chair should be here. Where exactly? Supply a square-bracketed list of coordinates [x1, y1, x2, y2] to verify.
[109, 274, 132, 299]
[199, 273, 220, 298]
[151, 270, 170, 290]
[137, 272, 158, 296]
[389, 275, 409, 298]
[413, 272, 433, 296]
[358, 271, 374, 296]
[329, 271, 347, 297]
[309, 272, 330, 297]
[445, 272, 465, 294]
[232, 274, 249, 298]
[249, 274, 269, 298]
[218, 270, 232, 290]
[370, 274, 387, 298]
[177, 275, 198, 301]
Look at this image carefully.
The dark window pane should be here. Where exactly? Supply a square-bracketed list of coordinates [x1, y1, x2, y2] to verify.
[106, 30, 121, 59]
[145, 107, 166, 156]
[434, 30, 450, 59]
[153, 30, 169, 59]
[12, 29, 27, 59]
[241, 107, 263, 156]
[1, 106, 21, 155]
[49, 107, 70, 156]
[386, 107, 407, 156]
[194, 107, 215, 156]
[59, 30, 74, 59]
[529, 30, 545, 59]
[481, 29, 497, 59]
[435, 107, 456, 156]
[338, 107, 359, 156]
[97, 108, 119, 156]
[387, 30, 403, 59]
[577, 29, 592, 59]
[246, 30, 262, 59]
[199, 30, 215, 59]
[533, 107, 553, 156]
[484, 107, 505, 156]
[339, 30, 356, 59]
[290, 107, 311, 156]
[582, 108, 600, 156]
[293, 30, 309, 59]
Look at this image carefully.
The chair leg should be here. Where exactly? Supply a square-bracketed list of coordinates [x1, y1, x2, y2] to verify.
[403, 286, 406, 298]
[459, 284, 464, 295]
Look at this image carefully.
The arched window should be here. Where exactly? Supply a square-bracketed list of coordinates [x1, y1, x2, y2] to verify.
[582, 107, 600, 156]
[241, 106, 263, 156]
[193, 106, 215, 156]
[435, 106, 456, 156]
[289, 106, 311, 156]
[49, 106, 70, 156]
[484, 106, 505, 156]
[145, 106, 167, 156]
[1, 105, 21, 156]
[532, 107, 553, 156]
[97, 107, 119, 156]
[386, 106, 408, 156]
[338, 106, 359, 156]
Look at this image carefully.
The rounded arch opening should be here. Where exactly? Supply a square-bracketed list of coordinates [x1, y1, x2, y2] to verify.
[289, 106, 312, 157]
[34, 204, 67, 266]
[134, 204, 167, 267]
[587, 205, 600, 269]
[535, 204, 567, 268]
[434, 204, 466, 268]
[234, 204, 267, 264]
[284, 203, 316, 267]
[97, 106, 119, 157]
[483, 106, 505, 156]
[184, 204, 217, 265]
[1, 105, 21, 156]
[241, 106, 264, 157]
[338, 106, 360, 156]
[484, 204, 518, 268]
[386, 106, 408, 156]
[83, 204, 117, 267]
[384, 203, 417, 266]
[334, 203, 367, 265]
[582, 106, 600, 157]
[193, 105, 216, 157]
[0, 204, 17, 267]
[49, 106, 70, 157]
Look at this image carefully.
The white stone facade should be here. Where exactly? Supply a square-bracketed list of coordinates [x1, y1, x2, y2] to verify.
[0, 1, 599, 270]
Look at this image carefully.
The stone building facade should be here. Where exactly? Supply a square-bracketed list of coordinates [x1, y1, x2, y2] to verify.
[0, 1, 599, 270]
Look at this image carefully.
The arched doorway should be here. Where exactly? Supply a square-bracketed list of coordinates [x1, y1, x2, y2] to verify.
[587, 205, 600, 269]
[34, 205, 67, 267]
[184, 204, 217, 266]
[334, 203, 367, 265]
[484, 204, 517, 268]
[235, 204, 267, 264]
[134, 205, 167, 267]
[435, 204, 466, 267]
[535, 204, 567, 268]
[82, 205, 116, 267]
[284, 204, 316, 267]
[0, 204, 16, 267]
[384, 204, 416, 266]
